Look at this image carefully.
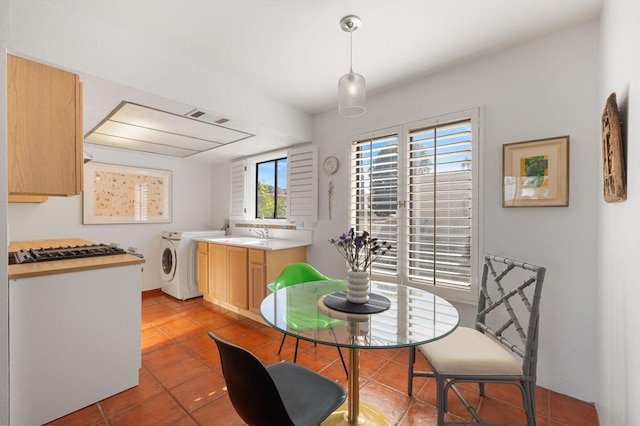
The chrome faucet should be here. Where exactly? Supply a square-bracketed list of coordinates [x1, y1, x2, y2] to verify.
[251, 228, 269, 239]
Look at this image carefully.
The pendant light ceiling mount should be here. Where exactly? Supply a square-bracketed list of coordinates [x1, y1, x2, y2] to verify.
[340, 15, 361, 33]
[338, 15, 366, 117]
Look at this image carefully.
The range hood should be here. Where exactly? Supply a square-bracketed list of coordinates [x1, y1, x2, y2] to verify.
[84, 102, 255, 158]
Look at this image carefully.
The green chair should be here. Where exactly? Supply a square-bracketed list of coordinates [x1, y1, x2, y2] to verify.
[268, 262, 348, 377]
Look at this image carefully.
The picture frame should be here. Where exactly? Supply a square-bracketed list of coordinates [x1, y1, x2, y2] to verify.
[502, 136, 569, 208]
[83, 162, 172, 224]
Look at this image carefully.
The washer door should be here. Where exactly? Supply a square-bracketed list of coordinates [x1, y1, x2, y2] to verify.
[160, 239, 177, 282]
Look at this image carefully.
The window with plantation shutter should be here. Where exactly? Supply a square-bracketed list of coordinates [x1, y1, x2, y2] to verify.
[287, 145, 318, 222]
[407, 119, 473, 289]
[230, 160, 247, 219]
[350, 108, 480, 302]
[229, 146, 317, 222]
[351, 130, 400, 278]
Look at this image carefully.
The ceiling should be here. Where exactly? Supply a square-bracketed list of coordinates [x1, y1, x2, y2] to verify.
[67, 0, 602, 160]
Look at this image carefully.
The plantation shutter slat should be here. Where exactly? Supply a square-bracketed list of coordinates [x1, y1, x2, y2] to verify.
[287, 145, 317, 222]
[350, 118, 473, 291]
[350, 133, 399, 277]
[407, 119, 472, 289]
[230, 160, 247, 219]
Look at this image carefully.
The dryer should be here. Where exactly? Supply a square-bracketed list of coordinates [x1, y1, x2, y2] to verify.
[160, 230, 225, 300]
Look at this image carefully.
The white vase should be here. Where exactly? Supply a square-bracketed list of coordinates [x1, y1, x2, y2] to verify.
[346, 270, 370, 304]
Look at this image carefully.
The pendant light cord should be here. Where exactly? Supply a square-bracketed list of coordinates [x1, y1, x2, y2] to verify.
[349, 31, 354, 73]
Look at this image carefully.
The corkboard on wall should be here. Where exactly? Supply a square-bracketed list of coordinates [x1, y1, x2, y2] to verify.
[83, 162, 172, 224]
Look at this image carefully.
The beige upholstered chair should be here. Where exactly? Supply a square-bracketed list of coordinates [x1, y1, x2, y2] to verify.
[408, 254, 546, 426]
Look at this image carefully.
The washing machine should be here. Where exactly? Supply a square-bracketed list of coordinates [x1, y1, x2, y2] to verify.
[160, 230, 225, 300]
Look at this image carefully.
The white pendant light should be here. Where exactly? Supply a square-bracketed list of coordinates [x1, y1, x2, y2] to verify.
[338, 15, 366, 117]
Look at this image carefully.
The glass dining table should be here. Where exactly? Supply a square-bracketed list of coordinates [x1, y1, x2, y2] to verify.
[260, 279, 460, 425]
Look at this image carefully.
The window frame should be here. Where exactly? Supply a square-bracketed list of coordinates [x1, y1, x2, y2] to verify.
[350, 108, 482, 304]
[230, 145, 317, 223]
[254, 156, 288, 219]
[246, 150, 288, 223]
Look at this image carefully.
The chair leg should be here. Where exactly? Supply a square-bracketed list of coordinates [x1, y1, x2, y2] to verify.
[436, 375, 446, 426]
[522, 381, 536, 426]
[336, 347, 348, 378]
[293, 338, 300, 363]
[277, 333, 287, 355]
[479, 381, 486, 397]
[449, 381, 483, 423]
[408, 346, 416, 396]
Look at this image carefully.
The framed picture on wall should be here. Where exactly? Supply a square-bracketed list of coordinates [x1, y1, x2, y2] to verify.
[502, 136, 570, 208]
[83, 162, 172, 224]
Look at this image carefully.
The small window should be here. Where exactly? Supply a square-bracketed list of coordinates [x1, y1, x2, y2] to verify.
[255, 157, 288, 219]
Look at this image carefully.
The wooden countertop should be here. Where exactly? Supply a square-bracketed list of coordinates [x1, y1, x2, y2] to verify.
[8, 238, 145, 280]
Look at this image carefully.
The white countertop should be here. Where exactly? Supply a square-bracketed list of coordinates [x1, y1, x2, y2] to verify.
[196, 236, 311, 251]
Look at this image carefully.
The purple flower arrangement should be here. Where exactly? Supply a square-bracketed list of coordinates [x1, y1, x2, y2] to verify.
[329, 228, 392, 272]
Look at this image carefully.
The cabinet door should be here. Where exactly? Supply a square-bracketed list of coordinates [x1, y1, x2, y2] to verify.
[227, 246, 248, 309]
[248, 249, 266, 315]
[7, 55, 82, 196]
[209, 244, 227, 301]
[197, 242, 209, 295]
[264, 246, 307, 283]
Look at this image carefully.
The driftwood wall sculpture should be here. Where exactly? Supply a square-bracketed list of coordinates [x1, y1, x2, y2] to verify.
[601, 92, 626, 203]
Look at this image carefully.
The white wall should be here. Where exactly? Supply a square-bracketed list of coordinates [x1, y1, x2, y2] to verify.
[310, 22, 600, 402]
[0, 45, 10, 426]
[1, 0, 313, 295]
[598, 0, 640, 424]
[0, 0, 612, 418]
[211, 162, 232, 229]
[6, 0, 311, 147]
[7, 146, 219, 291]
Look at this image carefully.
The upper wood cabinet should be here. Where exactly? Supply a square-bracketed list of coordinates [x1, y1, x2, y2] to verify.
[7, 55, 83, 196]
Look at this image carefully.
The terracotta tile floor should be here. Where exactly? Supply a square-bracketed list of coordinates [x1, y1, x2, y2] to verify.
[48, 291, 599, 425]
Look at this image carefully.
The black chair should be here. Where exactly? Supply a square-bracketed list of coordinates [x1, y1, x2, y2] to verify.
[208, 331, 346, 426]
[407, 254, 546, 426]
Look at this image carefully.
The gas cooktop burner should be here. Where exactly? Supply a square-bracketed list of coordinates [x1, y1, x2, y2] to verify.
[11, 244, 128, 265]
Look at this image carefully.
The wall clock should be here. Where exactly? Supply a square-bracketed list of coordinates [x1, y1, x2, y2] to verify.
[323, 156, 340, 174]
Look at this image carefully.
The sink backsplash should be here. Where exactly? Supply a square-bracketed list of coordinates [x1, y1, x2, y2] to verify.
[229, 220, 312, 242]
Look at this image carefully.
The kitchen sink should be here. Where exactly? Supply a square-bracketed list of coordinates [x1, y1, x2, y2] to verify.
[208, 237, 267, 245]
[202, 236, 311, 251]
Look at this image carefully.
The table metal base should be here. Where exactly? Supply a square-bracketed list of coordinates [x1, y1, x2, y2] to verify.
[321, 345, 391, 425]
[322, 401, 390, 425]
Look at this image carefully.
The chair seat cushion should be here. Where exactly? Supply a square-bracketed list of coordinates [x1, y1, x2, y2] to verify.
[266, 362, 346, 425]
[420, 327, 523, 376]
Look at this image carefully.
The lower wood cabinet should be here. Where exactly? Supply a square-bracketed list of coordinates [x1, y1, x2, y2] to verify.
[249, 249, 267, 315]
[197, 242, 209, 295]
[208, 243, 229, 302]
[198, 242, 306, 319]
[248, 246, 306, 315]
[227, 246, 248, 309]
